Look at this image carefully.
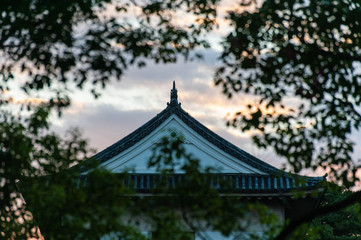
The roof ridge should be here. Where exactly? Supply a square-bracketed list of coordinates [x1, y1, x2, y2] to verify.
[172, 106, 281, 175]
[94, 106, 172, 162]
[92, 84, 324, 183]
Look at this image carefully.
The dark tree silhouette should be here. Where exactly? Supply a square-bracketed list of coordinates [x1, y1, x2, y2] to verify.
[1, 0, 361, 239]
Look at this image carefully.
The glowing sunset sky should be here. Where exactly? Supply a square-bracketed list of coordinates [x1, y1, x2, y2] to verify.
[52, 49, 287, 169]
[39, 44, 354, 179]
[4, 0, 361, 179]
[46, 44, 361, 180]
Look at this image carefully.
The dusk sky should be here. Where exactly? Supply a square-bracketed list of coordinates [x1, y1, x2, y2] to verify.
[43, 45, 356, 178]
[47, 46, 361, 179]
[4, 1, 361, 179]
[49, 48, 291, 170]
[3, 2, 361, 240]
[0, 1, 291, 171]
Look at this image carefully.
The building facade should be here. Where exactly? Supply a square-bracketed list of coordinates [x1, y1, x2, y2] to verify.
[93, 82, 325, 239]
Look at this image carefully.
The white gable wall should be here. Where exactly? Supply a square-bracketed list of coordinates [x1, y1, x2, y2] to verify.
[100, 114, 265, 174]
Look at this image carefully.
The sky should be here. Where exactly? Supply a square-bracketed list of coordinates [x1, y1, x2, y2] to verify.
[4, 0, 361, 181]
[51, 48, 287, 170]
[0, 0, 292, 172]
[45, 44, 361, 181]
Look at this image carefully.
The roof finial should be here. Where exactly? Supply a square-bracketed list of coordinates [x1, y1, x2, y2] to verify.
[170, 81, 178, 104]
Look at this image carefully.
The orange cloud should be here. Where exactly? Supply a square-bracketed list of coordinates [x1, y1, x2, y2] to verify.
[8, 97, 48, 105]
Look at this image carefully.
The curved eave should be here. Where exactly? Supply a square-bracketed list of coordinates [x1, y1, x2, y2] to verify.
[78, 173, 325, 195]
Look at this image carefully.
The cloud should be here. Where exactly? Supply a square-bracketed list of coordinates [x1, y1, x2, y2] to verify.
[49, 47, 361, 178]
[52, 104, 158, 152]
[48, 49, 297, 171]
[51, 98, 287, 170]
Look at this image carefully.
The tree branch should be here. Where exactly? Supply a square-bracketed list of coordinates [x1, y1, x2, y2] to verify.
[275, 190, 361, 240]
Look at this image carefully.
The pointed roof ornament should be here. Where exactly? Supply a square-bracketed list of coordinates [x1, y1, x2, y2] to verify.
[168, 81, 180, 106]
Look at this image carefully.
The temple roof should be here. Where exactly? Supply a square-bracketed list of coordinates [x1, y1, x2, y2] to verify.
[93, 82, 325, 192]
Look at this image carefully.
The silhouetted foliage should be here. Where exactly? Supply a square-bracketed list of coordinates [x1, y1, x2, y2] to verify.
[1, 0, 361, 239]
[215, 0, 361, 188]
[0, 107, 95, 239]
[1, 113, 280, 239]
[0, 0, 217, 105]
[309, 187, 361, 240]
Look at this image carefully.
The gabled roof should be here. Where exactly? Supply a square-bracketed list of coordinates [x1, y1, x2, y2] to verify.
[93, 82, 325, 191]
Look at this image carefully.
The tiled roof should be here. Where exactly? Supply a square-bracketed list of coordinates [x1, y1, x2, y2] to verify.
[93, 82, 325, 190]
[95, 99, 284, 173]
[117, 173, 323, 194]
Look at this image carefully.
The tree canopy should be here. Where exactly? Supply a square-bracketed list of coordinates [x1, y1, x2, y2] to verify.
[0, 0, 216, 105]
[215, 0, 361, 187]
[1, 112, 280, 239]
[310, 188, 361, 240]
[0, 107, 94, 239]
[2, 0, 360, 185]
